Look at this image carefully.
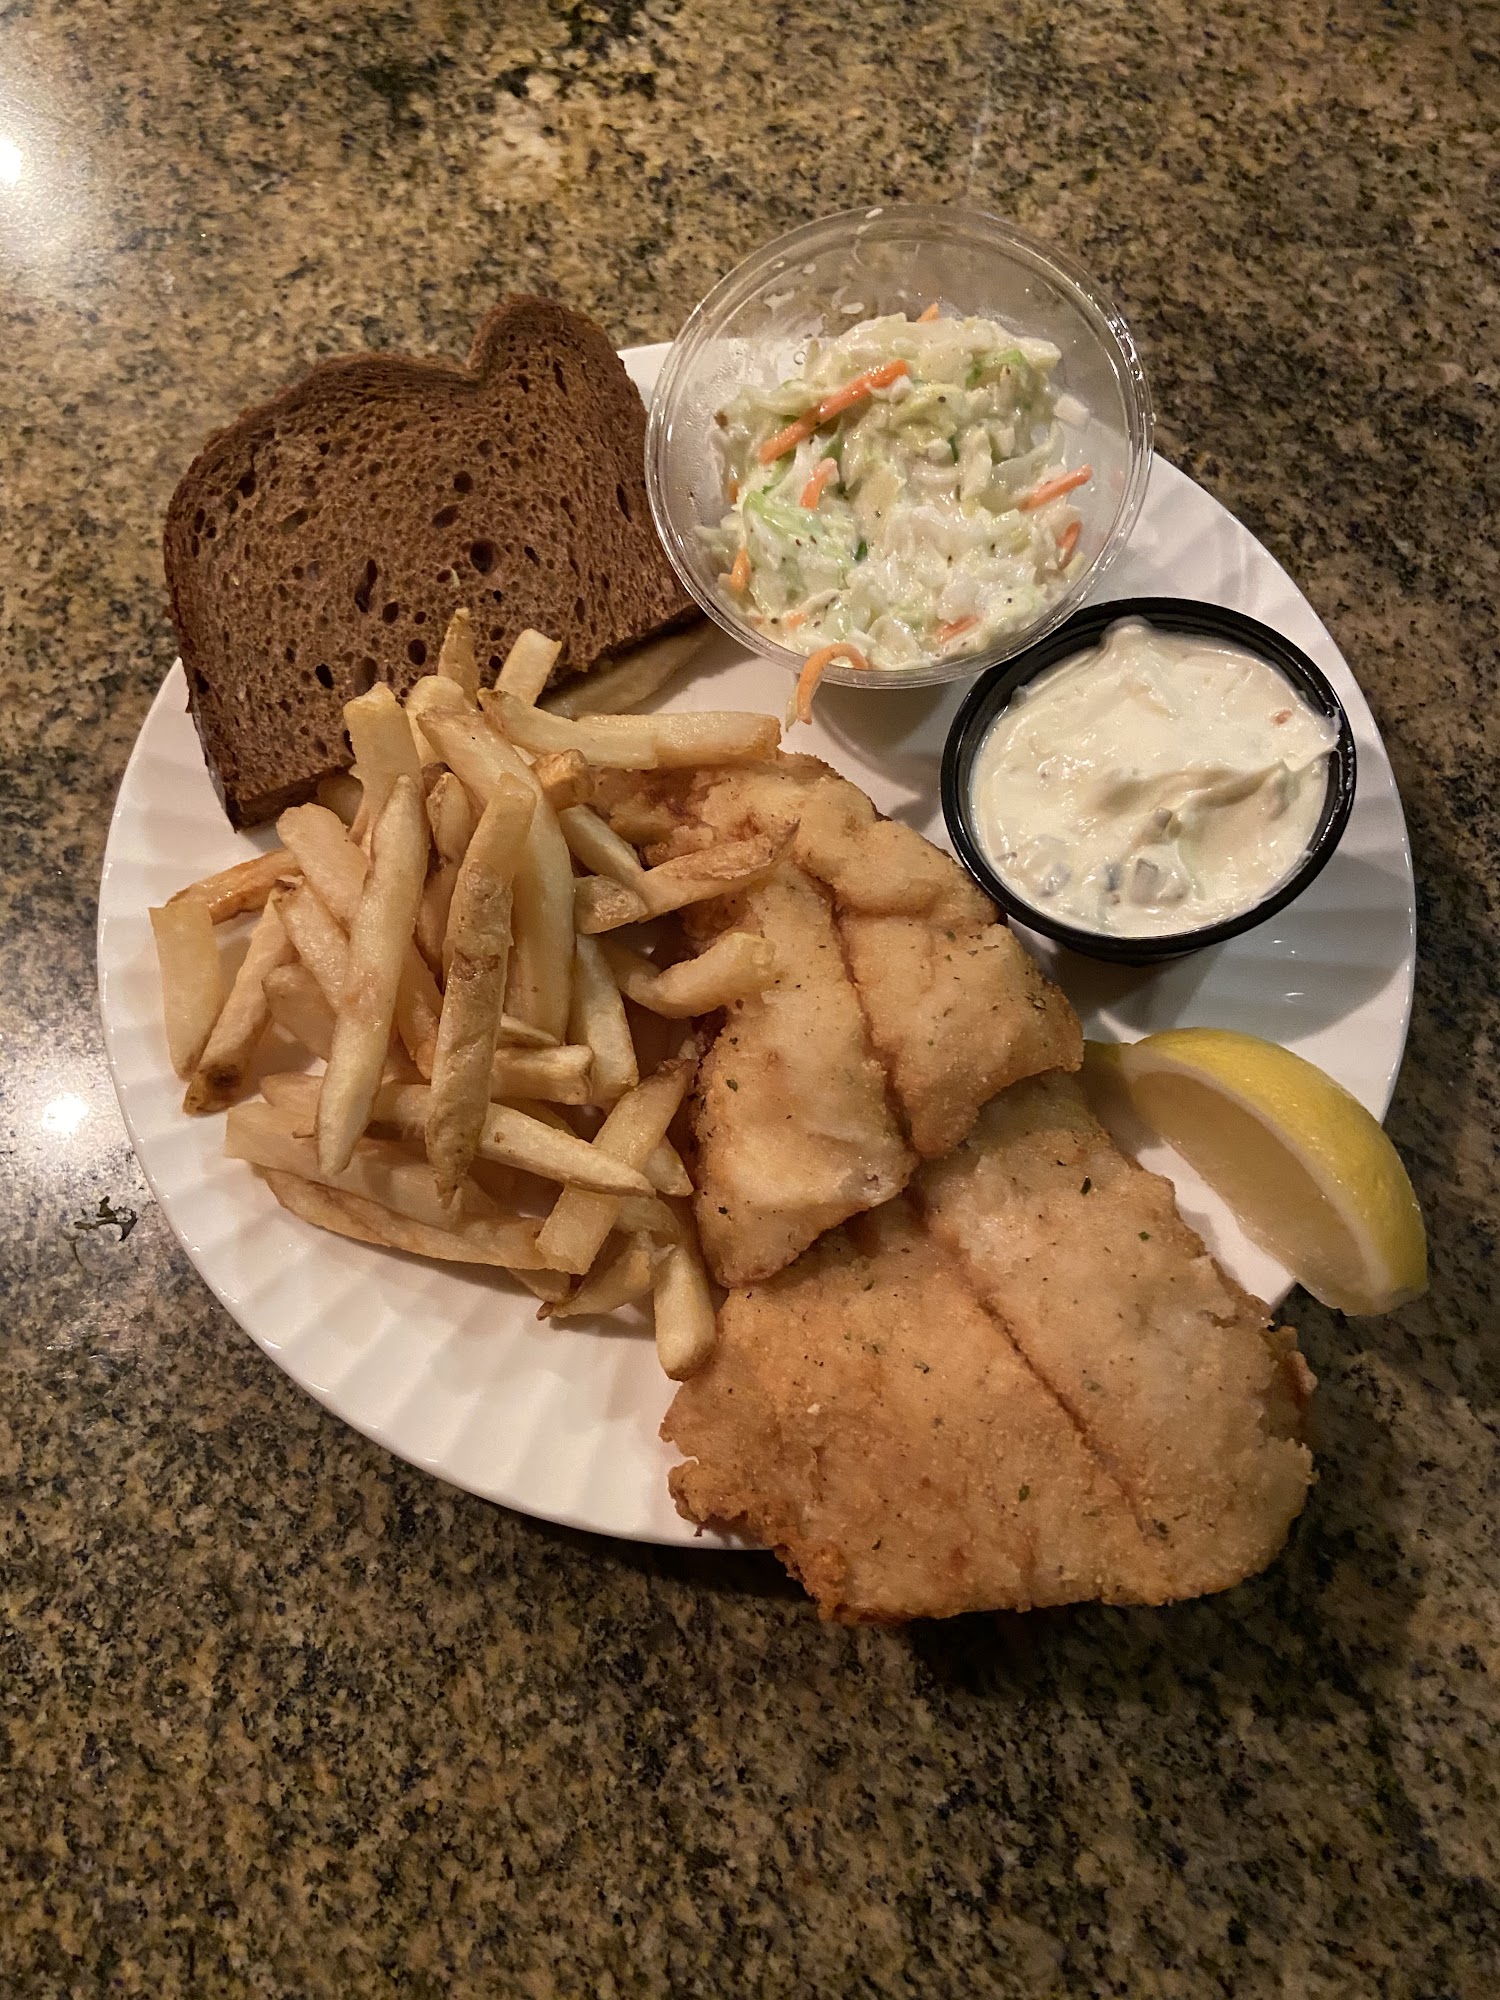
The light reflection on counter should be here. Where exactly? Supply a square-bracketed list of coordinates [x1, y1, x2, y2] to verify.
[0, 71, 101, 293]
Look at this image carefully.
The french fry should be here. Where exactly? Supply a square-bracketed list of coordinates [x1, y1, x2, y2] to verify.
[615, 1192, 684, 1240]
[511, 1267, 575, 1306]
[377, 1085, 656, 1197]
[488, 1044, 594, 1104]
[436, 607, 480, 700]
[557, 803, 648, 890]
[636, 831, 789, 917]
[169, 847, 296, 924]
[534, 1056, 695, 1275]
[418, 704, 575, 1041]
[419, 771, 475, 970]
[574, 876, 651, 935]
[228, 1100, 493, 1228]
[279, 879, 350, 1008]
[549, 1233, 660, 1320]
[415, 862, 460, 976]
[404, 671, 469, 763]
[601, 931, 777, 1017]
[542, 622, 711, 718]
[317, 776, 428, 1175]
[183, 894, 295, 1114]
[484, 692, 657, 768]
[653, 1232, 717, 1379]
[568, 935, 638, 1105]
[276, 804, 367, 924]
[495, 627, 561, 706]
[497, 1015, 559, 1050]
[259, 1169, 566, 1292]
[618, 708, 783, 767]
[531, 750, 594, 812]
[346, 682, 423, 843]
[644, 1137, 693, 1199]
[257, 1069, 322, 1131]
[316, 772, 364, 827]
[150, 901, 226, 1078]
[277, 803, 440, 1071]
[426, 778, 535, 1199]
[404, 670, 471, 744]
[426, 770, 475, 862]
[257, 1043, 421, 1137]
[264, 963, 336, 1061]
[485, 690, 780, 768]
[395, 943, 442, 1073]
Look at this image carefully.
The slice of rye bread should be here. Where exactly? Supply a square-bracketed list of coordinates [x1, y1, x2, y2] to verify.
[164, 295, 699, 827]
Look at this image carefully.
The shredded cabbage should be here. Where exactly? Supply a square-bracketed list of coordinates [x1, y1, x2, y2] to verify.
[703, 311, 1089, 672]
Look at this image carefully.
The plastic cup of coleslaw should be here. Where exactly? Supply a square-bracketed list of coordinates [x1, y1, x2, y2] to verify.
[645, 203, 1154, 695]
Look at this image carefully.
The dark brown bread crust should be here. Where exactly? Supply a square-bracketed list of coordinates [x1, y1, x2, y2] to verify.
[164, 297, 696, 827]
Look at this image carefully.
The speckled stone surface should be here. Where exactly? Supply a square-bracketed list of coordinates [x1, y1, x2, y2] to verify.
[2, 1, 1497, 1992]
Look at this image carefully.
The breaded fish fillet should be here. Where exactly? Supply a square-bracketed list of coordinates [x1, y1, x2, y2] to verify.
[919, 1077, 1316, 1597]
[664, 1073, 1314, 1622]
[602, 755, 1081, 1284]
[693, 866, 915, 1288]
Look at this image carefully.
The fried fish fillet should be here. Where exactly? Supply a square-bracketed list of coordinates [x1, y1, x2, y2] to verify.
[664, 1073, 1315, 1622]
[603, 755, 1081, 1284]
[692, 865, 916, 1287]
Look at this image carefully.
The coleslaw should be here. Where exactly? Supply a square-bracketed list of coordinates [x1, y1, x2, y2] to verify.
[704, 310, 1090, 679]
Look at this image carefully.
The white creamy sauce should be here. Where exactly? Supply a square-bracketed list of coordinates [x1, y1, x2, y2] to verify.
[971, 619, 1338, 937]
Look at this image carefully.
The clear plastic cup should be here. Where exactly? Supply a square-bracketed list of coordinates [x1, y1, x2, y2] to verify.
[645, 203, 1155, 693]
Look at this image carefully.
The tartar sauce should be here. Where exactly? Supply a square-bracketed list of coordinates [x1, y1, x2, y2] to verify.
[971, 619, 1338, 937]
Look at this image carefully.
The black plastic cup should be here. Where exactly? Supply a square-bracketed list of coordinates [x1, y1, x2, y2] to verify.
[941, 597, 1358, 965]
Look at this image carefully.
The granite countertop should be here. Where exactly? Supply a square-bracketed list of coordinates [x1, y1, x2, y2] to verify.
[3, 1, 1497, 1992]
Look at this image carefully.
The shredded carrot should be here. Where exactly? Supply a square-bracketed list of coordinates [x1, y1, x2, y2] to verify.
[782, 608, 807, 630]
[800, 457, 838, 509]
[756, 413, 818, 465]
[1018, 463, 1093, 512]
[728, 546, 752, 593]
[726, 475, 739, 504]
[1057, 520, 1081, 565]
[757, 360, 911, 464]
[917, 302, 941, 323]
[936, 614, 979, 645]
[815, 357, 910, 424]
[790, 642, 871, 727]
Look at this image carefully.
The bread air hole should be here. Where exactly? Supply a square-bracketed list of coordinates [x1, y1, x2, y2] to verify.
[453, 471, 473, 494]
[353, 658, 378, 695]
[431, 504, 460, 528]
[314, 663, 334, 689]
[616, 482, 633, 523]
[381, 601, 400, 623]
[469, 540, 497, 573]
[408, 639, 427, 666]
[354, 559, 378, 614]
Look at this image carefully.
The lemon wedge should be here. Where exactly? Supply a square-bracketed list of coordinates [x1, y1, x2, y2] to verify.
[1083, 1029, 1427, 1316]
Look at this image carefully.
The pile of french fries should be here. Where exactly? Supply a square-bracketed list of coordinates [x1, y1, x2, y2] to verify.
[147, 611, 780, 1379]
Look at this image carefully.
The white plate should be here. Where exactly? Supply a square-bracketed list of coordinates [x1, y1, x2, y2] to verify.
[97, 344, 1415, 1547]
